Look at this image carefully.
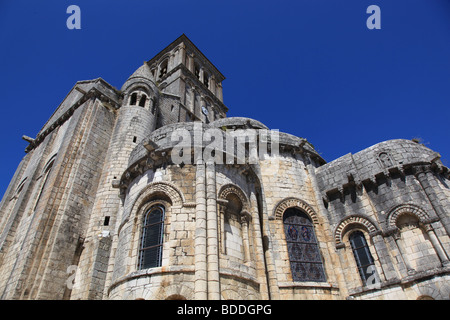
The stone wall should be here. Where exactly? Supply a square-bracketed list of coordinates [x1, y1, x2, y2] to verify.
[0, 36, 449, 301]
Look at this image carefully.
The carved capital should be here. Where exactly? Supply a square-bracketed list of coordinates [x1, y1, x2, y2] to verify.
[240, 210, 252, 224]
[420, 222, 434, 233]
[391, 229, 401, 240]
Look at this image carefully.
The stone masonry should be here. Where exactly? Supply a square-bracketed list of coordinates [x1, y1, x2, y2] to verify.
[0, 34, 449, 300]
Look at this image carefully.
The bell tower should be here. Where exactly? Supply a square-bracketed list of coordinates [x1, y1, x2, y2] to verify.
[145, 34, 228, 125]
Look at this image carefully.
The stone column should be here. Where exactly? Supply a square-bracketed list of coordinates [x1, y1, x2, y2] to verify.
[178, 44, 186, 66]
[156, 64, 161, 81]
[240, 211, 251, 263]
[249, 191, 270, 300]
[188, 53, 195, 73]
[371, 233, 399, 281]
[216, 83, 223, 102]
[391, 230, 416, 276]
[207, 104, 214, 123]
[188, 86, 195, 113]
[422, 223, 450, 266]
[199, 67, 204, 84]
[218, 203, 226, 254]
[206, 162, 220, 300]
[210, 75, 216, 95]
[305, 155, 329, 220]
[168, 53, 175, 72]
[305, 154, 342, 285]
[261, 214, 279, 299]
[413, 165, 450, 235]
[194, 160, 207, 299]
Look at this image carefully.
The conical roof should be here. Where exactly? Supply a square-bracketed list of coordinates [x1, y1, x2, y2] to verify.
[121, 63, 155, 91]
[129, 63, 153, 80]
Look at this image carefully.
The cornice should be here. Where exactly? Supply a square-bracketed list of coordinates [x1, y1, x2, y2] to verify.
[25, 85, 121, 153]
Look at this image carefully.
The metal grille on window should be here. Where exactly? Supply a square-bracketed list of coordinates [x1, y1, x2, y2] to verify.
[283, 208, 326, 282]
[349, 231, 376, 285]
[139, 205, 165, 269]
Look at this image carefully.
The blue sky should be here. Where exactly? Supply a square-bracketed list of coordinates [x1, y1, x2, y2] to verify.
[0, 0, 449, 197]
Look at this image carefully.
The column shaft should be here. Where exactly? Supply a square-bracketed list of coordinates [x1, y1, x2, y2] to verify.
[206, 163, 220, 300]
[194, 161, 207, 299]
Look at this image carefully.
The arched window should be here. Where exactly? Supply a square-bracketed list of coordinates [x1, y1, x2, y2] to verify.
[159, 60, 168, 79]
[194, 63, 200, 80]
[139, 204, 165, 269]
[130, 92, 138, 105]
[283, 208, 326, 282]
[138, 95, 147, 107]
[349, 231, 376, 284]
[223, 194, 244, 261]
[203, 72, 209, 88]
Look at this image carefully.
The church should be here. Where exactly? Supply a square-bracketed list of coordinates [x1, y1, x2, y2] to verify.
[0, 34, 449, 300]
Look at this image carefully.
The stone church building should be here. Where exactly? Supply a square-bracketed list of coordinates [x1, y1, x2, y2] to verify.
[0, 35, 449, 300]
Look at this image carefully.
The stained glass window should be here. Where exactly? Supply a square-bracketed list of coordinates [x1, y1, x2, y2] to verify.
[283, 208, 326, 282]
[139, 205, 165, 269]
[349, 231, 376, 284]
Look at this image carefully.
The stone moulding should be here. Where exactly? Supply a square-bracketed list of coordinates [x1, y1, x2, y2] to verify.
[26, 81, 120, 153]
[133, 181, 185, 206]
[272, 197, 319, 224]
[278, 281, 338, 290]
[107, 265, 195, 296]
[218, 267, 260, 289]
[334, 215, 379, 248]
[217, 183, 250, 211]
[117, 181, 186, 236]
[386, 203, 431, 229]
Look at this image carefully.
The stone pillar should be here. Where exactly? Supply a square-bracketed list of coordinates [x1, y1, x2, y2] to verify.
[206, 162, 220, 300]
[261, 213, 279, 299]
[240, 211, 251, 263]
[199, 67, 204, 84]
[422, 223, 450, 266]
[210, 75, 216, 95]
[193, 88, 200, 117]
[216, 83, 223, 102]
[178, 44, 186, 66]
[391, 230, 416, 276]
[188, 86, 195, 113]
[207, 104, 214, 123]
[413, 165, 450, 235]
[188, 53, 195, 73]
[305, 154, 342, 285]
[218, 203, 226, 254]
[248, 193, 268, 300]
[194, 160, 207, 299]
[168, 53, 175, 72]
[156, 64, 161, 81]
[371, 233, 399, 281]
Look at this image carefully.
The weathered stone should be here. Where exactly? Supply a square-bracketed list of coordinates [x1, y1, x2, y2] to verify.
[0, 35, 449, 301]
